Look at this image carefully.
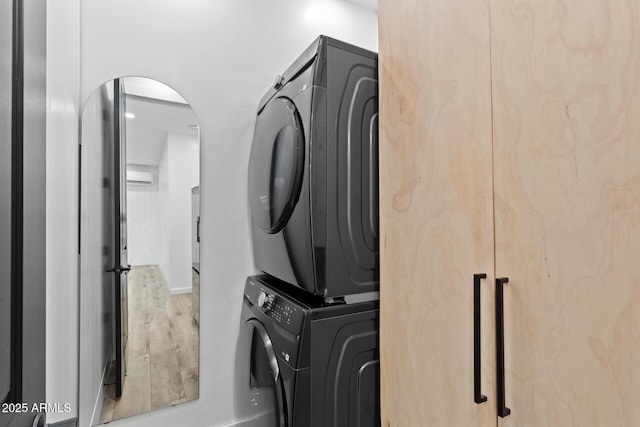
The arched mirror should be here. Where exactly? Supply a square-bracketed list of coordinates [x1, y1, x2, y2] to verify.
[78, 77, 200, 425]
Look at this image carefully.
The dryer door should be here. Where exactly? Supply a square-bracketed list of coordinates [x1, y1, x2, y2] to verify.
[235, 319, 287, 427]
[248, 97, 305, 234]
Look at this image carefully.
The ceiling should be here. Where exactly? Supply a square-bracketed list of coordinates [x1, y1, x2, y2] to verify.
[123, 78, 199, 166]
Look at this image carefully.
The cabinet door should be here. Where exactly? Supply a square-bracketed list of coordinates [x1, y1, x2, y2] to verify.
[379, 1, 496, 425]
[491, 0, 640, 425]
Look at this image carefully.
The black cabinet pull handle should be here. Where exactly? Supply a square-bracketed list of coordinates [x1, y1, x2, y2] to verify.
[496, 277, 511, 418]
[474, 273, 487, 404]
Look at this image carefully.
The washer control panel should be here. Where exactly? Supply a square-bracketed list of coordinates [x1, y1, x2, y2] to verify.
[245, 278, 305, 334]
[258, 291, 296, 325]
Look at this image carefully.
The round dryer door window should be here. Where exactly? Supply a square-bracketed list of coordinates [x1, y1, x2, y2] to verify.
[248, 97, 305, 234]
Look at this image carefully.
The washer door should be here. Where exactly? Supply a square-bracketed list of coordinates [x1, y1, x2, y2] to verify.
[248, 97, 305, 234]
[235, 318, 287, 427]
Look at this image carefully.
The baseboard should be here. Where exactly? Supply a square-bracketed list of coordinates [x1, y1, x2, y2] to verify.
[89, 357, 111, 426]
[46, 418, 77, 427]
[169, 286, 192, 295]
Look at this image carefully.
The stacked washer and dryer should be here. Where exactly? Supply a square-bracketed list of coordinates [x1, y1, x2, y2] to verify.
[235, 36, 380, 427]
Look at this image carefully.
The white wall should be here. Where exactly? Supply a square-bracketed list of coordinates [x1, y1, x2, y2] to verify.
[156, 133, 200, 292]
[167, 133, 200, 293]
[45, 0, 377, 426]
[126, 164, 161, 267]
[157, 141, 171, 283]
[46, 0, 80, 423]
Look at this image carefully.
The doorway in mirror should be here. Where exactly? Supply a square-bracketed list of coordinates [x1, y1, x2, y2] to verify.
[79, 77, 201, 426]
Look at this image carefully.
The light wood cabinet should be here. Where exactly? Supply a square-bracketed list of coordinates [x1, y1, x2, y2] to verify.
[380, 1, 640, 426]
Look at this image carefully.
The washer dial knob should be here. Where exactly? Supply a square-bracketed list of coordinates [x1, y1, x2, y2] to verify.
[257, 291, 274, 308]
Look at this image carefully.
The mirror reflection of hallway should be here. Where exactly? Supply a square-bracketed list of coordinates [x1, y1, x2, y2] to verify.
[79, 77, 200, 426]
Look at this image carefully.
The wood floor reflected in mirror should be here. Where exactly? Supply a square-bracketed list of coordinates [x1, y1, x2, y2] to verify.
[99, 265, 199, 423]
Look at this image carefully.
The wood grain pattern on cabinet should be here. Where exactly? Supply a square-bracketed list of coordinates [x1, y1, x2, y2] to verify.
[380, 0, 640, 426]
[379, 1, 496, 425]
[490, 0, 640, 425]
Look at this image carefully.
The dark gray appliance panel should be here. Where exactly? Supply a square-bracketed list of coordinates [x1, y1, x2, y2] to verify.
[310, 307, 380, 426]
[322, 44, 379, 297]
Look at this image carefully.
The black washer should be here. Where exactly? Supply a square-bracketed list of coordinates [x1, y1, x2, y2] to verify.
[234, 275, 380, 427]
